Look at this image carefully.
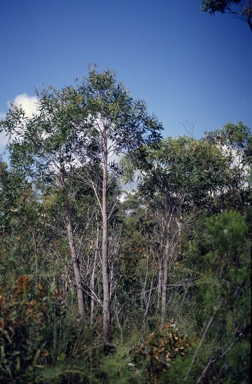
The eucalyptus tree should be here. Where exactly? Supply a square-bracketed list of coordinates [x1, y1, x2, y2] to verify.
[73, 67, 163, 341]
[123, 135, 233, 325]
[0, 67, 163, 341]
[0, 87, 93, 321]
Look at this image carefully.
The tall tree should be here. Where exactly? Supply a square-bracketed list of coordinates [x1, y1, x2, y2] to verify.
[0, 67, 163, 341]
[74, 67, 163, 341]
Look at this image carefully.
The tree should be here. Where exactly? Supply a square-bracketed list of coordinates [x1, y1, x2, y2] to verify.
[122, 135, 235, 325]
[0, 87, 90, 321]
[201, 0, 252, 31]
[0, 67, 163, 342]
[74, 67, 163, 342]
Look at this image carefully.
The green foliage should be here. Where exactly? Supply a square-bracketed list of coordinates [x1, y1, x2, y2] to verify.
[124, 136, 232, 209]
[203, 210, 248, 279]
[187, 210, 251, 382]
[226, 340, 251, 383]
[200, 0, 252, 31]
[204, 123, 252, 211]
[120, 196, 148, 285]
[0, 67, 163, 187]
[99, 344, 143, 384]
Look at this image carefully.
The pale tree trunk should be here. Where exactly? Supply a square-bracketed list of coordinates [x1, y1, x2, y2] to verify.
[176, 216, 182, 257]
[161, 238, 169, 327]
[157, 256, 163, 315]
[142, 254, 155, 325]
[160, 209, 175, 327]
[90, 222, 99, 324]
[102, 125, 111, 341]
[90, 248, 98, 323]
[59, 162, 85, 321]
[65, 204, 85, 321]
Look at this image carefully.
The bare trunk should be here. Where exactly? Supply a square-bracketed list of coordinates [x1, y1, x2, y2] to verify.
[90, 225, 99, 323]
[65, 204, 85, 321]
[161, 239, 169, 327]
[143, 255, 154, 325]
[59, 161, 85, 321]
[102, 127, 111, 341]
[157, 257, 162, 311]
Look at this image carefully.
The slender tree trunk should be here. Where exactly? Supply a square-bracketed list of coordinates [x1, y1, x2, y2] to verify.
[161, 238, 169, 327]
[143, 255, 154, 325]
[65, 204, 85, 321]
[102, 126, 111, 341]
[59, 161, 85, 321]
[90, 223, 99, 323]
[157, 256, 162, 316]
[90, 249, 97, 323]
[160, 210, 175, 326]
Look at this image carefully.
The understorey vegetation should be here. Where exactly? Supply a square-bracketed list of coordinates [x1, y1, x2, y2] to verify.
[0, 68, 251, 383]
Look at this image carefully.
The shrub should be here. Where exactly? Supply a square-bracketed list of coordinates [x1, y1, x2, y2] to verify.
[130, 321, 190, 383]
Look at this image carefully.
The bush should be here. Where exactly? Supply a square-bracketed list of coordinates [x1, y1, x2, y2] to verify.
[0, 275, 49, 382]
[129, 321, 190, 383]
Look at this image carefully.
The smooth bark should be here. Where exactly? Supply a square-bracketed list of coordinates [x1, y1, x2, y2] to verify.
[65, 204, 85, 321]
[102, 124, 111, 341]
[60, 163, 85, 321]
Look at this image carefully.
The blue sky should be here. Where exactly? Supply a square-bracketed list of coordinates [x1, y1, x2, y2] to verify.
[0, 0, 251, 158]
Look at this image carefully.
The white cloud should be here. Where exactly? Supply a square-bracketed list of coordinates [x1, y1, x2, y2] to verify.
[0, 93, 38, 149]
[9, 93, 38, 117]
